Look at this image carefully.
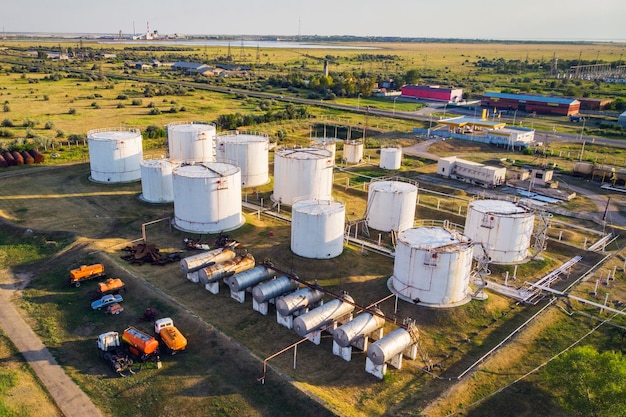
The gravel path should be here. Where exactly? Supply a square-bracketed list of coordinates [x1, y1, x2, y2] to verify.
[0, 270, 104, 417]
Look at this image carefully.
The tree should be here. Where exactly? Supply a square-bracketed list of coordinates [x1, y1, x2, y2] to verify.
[404, 69, 420, 85]
[543, 346, 626, 417]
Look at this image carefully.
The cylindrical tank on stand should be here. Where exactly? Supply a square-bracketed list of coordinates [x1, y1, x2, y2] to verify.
[293, 294, 355, 337]
[252, 276, 298, 303]
[389, 227, 473, 308]
[333, 309, 385, 347]
[367, 327, 412, 365]
[226, 265, 274, 292]
[172, 163, 244, 234]
[275, 287, 324, 316]
[291, 199, 345, 259]
[366, 180, 417, 233]
[272, 147, 333, 205]
[87, 128, 143, 183]
[198, 254, 255, 284]
[180, 248, 237, 274]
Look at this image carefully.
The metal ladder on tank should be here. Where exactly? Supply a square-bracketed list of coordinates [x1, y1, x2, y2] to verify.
[405, 319, 433, 371]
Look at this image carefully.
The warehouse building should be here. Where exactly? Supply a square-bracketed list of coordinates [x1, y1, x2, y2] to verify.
[401, 85, 463, 103]
[618, 111, 626, 128]
[481, 92, 580, 116]
[437, 156, 506, 188]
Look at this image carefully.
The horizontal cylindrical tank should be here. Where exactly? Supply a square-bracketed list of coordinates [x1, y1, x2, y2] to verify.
[366, 181, 417, 233]
[3, 152, 15, 166]
[28, 149, 45, 163]
[252, 276, 298, 303]
[333, 309, 385, 347]
[216, 131, 270, 188]
[275, 287, 324, 316]
[573, 161, 594, 175]
[293, 294, 355, 337]
[343, 140, 364, 164]
[226, 265, 274, 292]
[291, 199, 345, 259]
[167, 122, 216, 163]
[311, 138, 339, 161]
[180, 247, 237, 274]
[172, 163, 244, 234]
[464, 200, 535, 264]
[88, 128, 143, 183]
[0, 154, 7, 168]
[140, 159, 178, 203]
[367, 328, 412, 366]
[11, 151, 24, 165]
[379, 146, 402, 170]
[272, 147, 333, 206]
[390, 227, 473, 308]
[21, 151, 34, 164]
[198, 254, 255, 284]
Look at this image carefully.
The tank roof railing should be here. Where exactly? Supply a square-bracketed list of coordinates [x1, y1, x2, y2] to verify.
[414, 219, 465, 234]
[217, 130, 269, 138]
[87, 127, 141, 135]
[166, 121, 214, 127]
[370, 175, 419, 187]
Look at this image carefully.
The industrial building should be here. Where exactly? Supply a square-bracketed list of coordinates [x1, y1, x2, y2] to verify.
[481, 92, 580, 116]
[619, 111, 626, 128]
[401, 85, 463, 103]
[437, 156, 506, 188]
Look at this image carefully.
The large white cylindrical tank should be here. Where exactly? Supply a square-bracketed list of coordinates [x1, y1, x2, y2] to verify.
[276, 287, 324, 316]
[390, 227, 473, 308]
[311, 138, 339, 161]
[367, 328, 412, 366]
[291, 199, 345, 259]
[272, 148, 333, 205]
[87, 128, 143, 183]
[464, 200, 535, 264]
[167, 122, 216, 163]
[172, 163, 244, 234]
[343, 140, 363, 164]
[293, 294, 355, 337]
[180, 248, 237, 274]
[139, 159, 177, 203]
[333, 309, 385, 347]
[216, 132, 270, 187]
[379, 146, 402, 170]
[366, 181, 417, 233]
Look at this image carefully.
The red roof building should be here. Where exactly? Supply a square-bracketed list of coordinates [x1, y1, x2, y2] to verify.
[401, 85, 463, 102]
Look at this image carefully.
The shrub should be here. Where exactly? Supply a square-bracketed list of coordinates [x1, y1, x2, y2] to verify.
[44, 121, 54, 129]
[149, 108, 161, 115]
[131, 98, 143, 106]
[116, 94, 128, 100]
[68, 108, 77, 115]
[1, 118, 14, 127]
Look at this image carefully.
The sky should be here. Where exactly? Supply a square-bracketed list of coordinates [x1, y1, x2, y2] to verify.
[2, 0, 626, 42]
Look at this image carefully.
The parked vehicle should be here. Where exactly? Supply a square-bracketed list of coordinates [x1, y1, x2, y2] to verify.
[97, 331, 134, 376]
[91, 294, 123, 310]
[97, 278, 126, 296]
[106, 303, 124, 315]
[154, 318, 187, 355]
[69, 264, 105, 287]
[122, 326, 160, 362]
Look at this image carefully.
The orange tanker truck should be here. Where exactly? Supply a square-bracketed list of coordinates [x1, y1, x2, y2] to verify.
[122, 326, 160, 361]
[69, 263, 105, 287]
[154, 318, 188, 355]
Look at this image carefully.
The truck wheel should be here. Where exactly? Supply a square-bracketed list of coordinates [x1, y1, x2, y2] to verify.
[75, 282, 81, 288]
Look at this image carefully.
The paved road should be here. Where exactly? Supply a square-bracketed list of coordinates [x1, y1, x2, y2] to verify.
[0, 271, 104, 417]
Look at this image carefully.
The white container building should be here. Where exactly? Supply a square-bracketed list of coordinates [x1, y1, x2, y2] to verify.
[172, 163, 244, 234]
[167, 122, 216, 163]
[272, 147, 333, 205]
[343, 140, 364, 164]
[379, 146, 402, 170]
[216, 131, 270, 187]
[291, 199, 345, 259]
[87, 128, 143, 183]
[389, 227, 473, 308]
[139, 159, 177, 203]
[366, 180, 417, 233]
[464, 200, 535, 264]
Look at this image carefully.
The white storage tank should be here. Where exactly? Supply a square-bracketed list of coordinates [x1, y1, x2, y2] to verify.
[366, 181, 417, 233]
[180, 247, 237, 275]
[167, 122, 216, 163]
[291, 199, 345, 259]
[389, 227, 473, 308]
[343, 140, 363, 164]
[379, 146, 402, 170]
[139, 159, 177, 203]
[87, 128, 143, 183]
[464, 200, 535, 264]
[311, 138, 340, 161]
[276, 287, 324, 317]
[172, 163, 244, 234]
[216, 131, 270, 188]
[252, 276, 298, 304]
[272, 147, 333, 205]
[333, 309, 385, 347]
[293, 294, 355, 337]
[367, 328, 412, 366]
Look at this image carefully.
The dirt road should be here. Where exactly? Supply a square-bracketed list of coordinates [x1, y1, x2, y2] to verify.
[0, 270, 104, 417]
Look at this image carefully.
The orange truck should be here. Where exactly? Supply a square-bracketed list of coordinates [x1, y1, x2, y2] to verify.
[154, 318, 188, 355]
[122, 326, 160, 361]
[97, 278, 126, 296]
[69, 264, 105, 287]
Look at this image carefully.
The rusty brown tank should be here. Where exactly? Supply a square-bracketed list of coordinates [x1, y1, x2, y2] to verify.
[21, 151, 34, 164]
[11, 151, 24, 165]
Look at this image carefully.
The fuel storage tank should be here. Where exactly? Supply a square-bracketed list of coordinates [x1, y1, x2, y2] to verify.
[272, 147, 333, 205]
[87, 128, 143, 183]
[291, 199, 345, 259]
[180, 247, 237, 274]
[293, 294, 355, 337]
[252, 276, 298, 303]
[366, 180, 417, 233]
[343, 140, 364, 164]
[140, 159, 178, 203]
[167, 122, 216, 163]
[198, 254, 255, 284]
[172, 163, 244, 234]
[367, 327, 412, 366]
[379, 146, 402, 170]
[216, 131, 269, 187]
[310, 137, 340, 161]
[390, 227, 473, 308]
[464, 199, 535, 264]
[226, 265, 274, 292]
[276, 287, 324, 317]
[333, 309, 385, 347]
